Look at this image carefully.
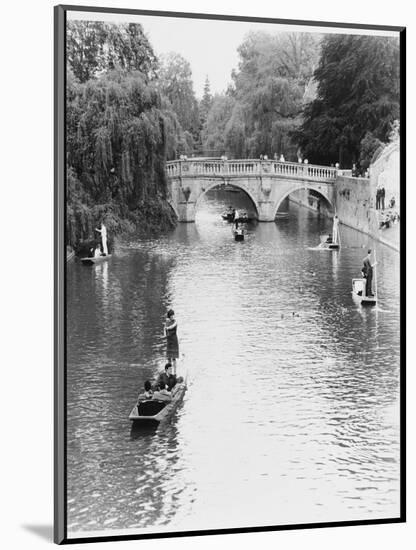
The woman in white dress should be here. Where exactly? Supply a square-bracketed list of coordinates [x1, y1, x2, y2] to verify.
[95, 223, 108, 255]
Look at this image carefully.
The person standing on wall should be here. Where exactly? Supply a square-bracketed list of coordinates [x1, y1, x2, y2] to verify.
[375, 185, 380, 210]
[380, 186, 386, 210]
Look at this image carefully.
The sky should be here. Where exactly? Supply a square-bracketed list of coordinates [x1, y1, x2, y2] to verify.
[68, 11, 399, 98]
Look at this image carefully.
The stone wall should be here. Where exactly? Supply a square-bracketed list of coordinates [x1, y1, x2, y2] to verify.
[334, 176, 375, 234]
[370, 141, 400, 209]
[290, 152, 400, 251]
[334, 144, 400, 251]
[288, 189, 333, 217]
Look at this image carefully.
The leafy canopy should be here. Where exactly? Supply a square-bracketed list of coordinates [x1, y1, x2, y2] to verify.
[295, 34, 400, 166]
[202, 31, 321, 158]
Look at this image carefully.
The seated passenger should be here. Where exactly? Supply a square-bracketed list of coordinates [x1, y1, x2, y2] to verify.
[137, 380, 153, 402]
[153, 382, 172, 402]
[171, 376, 184, 396]
[155, 363, 177, 391]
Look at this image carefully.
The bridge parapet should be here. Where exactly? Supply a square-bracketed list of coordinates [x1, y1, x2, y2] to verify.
[166, 159, 337, 182]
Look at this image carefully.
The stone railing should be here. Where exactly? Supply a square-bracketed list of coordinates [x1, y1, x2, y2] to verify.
[166, 159, 338, 182]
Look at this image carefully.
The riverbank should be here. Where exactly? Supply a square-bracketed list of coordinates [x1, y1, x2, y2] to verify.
[335, 175, 400, 252]
[68, 195, 178, 255]
[288, 178, 399, 252]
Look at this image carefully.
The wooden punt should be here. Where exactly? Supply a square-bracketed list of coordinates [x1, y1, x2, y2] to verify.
[317, 233, 340, 250]
[233, 229, 245, 241]
[221, 212, 234, 222]
[81, 254, 112, 265]
[352, 278, 377, 306]
[235, 210, 249, 223]
[129, 378, 187, 423]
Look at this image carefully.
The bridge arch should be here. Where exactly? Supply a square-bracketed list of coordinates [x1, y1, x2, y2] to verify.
[166, 159, 337, 222]
[194, 181, 260, 218]
[272, 183, 334, 220]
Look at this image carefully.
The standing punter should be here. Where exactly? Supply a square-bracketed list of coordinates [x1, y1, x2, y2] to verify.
[164, 309, 179, 374]
[362, 249, 377, 297]
[95, 222, 108, 256]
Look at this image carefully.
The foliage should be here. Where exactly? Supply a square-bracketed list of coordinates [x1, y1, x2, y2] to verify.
[67, 21, 158, 83]
[295, 35, 400, 167]
[66, 67, 180, 246]
[359, 132, 384, 172]
[157, 52, 200, 148]
[201, 94, 235, 156]
[202, 31, 321, 159]
[65, 22, 196, 247]
[388, 119, 400, 142]
[198, 77, 214, 151]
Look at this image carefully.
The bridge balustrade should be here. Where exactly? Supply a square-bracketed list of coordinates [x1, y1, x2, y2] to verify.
[166, 159, 337, 182]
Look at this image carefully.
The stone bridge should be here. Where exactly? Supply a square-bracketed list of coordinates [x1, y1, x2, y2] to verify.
[165, 159, 338, 222]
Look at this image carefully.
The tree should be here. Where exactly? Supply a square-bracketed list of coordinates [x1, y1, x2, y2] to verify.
[157, 53, 200, 148]
[205, 31, 321, 159]
[201, 94, 235, 155]
[66, 68, 184, 246]
[67, 21, 158, 83]
[199, 76, 213, 128]
[295, 35, 400, 167]
[224, 104, 248, 158]
[359, 132, 384, 172]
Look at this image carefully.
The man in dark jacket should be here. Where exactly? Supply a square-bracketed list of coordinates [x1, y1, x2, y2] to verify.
[380, 186, 386, 210]
[362, 249, 376, 297]
[155, 363, 177, 391]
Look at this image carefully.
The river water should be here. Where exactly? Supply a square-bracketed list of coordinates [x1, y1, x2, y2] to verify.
[66, 191, 401, 537]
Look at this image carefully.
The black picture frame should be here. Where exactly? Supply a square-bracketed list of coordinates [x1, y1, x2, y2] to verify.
[54, 4, 406, 544]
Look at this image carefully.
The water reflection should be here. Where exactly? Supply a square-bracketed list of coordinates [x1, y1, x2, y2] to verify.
[66, 191, 400, 536]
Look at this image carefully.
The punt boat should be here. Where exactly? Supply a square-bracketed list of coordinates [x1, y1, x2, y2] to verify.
[235, 210, 249, 223]
[233, 227, 245, 241]
[81, 254, 112, 265]
[317, 234, 340, 250]
[314, 215, 341, 250]
[129, 376, 187, 423]
[221, 211, 235, 222]
[352, 278, 377, 306]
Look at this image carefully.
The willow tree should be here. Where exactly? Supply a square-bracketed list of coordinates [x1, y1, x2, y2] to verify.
[202, 31, 321, 159]
[67, 20, 158, 83]
[66, 70, 181, 247]
[65, 21, 188, 247]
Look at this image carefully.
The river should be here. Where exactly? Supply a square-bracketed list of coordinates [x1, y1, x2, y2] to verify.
[66, 190, 401, 537]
